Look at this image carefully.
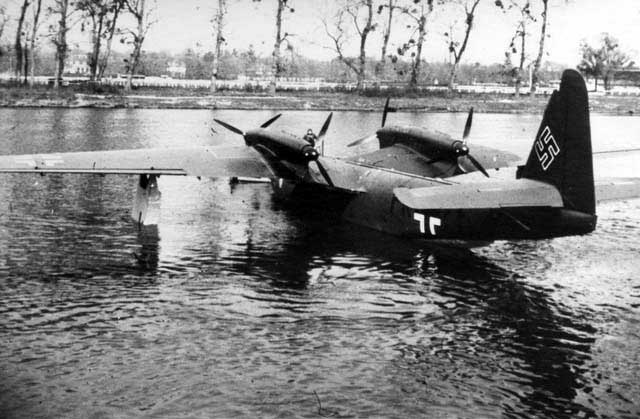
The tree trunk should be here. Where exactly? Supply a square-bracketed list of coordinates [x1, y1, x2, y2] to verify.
[530, 0, 548, 94]
[54, 0, 70, 89]
[515, 21, 526, 98]
[97, 3, 122, 80]
[409, 15, 426, 90]
[125, 0, 146, 92]
[355, 0, 373, 91]
[15, 0, 30, 81]
[448, 62, 459, 90]
[89, 15, 104, 81]
[22, 44, 29, 84]
[210, 0, 226, 93]
[269, 0, 285, 95]
[377, 0, 395, 77]
[447, 0, 480, 91]
[28, 0, 42, 87]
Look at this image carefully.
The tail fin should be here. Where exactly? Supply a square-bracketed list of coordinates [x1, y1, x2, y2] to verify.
[517, 69, 595, 215]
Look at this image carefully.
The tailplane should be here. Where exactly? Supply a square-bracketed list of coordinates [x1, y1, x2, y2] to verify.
[517, 69, 595, 215]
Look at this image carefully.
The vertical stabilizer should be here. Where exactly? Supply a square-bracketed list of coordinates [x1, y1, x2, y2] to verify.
[518, 69, 595, 215]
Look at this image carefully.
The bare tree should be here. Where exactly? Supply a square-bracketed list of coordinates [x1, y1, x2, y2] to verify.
[49, 0, 79, 88]
[210, 0, 227, 92]
[499, 0, 534, 97]
[324, 0, 375, 92]
[0, 6, 8, 42]
[529, 0, 547, 93]
[27, 0, 43, 86]
[398, 0, 436, 90]
[122, 0, 156, 91]
[0, 5, 8, 61]
[78, 0, 125, 81]
[269, 0, 295, 95]
[376, 0, 399, 77]
[15, 0, 31, 80]
[445, 0, 481, 91]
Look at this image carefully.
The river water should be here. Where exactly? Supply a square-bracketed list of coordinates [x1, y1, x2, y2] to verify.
[0, 108, 639, 418]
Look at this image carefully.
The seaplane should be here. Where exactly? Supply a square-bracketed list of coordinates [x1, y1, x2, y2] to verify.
[0, 69, 638, 247]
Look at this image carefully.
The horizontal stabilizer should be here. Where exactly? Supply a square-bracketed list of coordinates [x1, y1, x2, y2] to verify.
[0, 146, 271, 179]
[595, 178, 640, 203]
[394, 179, 563, 210]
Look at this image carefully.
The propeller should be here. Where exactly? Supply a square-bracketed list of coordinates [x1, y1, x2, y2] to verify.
[214, 113, 282, 144]
[316, 112, 332, 156]
[425, 107, 489, 177]
[462, 107, 473, 141]
[381, 96, 397, 127]
[465, 153, 489, 178]
[347, 97, 396, 147]
[214, 113, 335, 187]
[457, 107, 489, 177]
[314, 158, 334, 187]
[347, 133, 376, 148]
[214, 118, 245, 136]
[260, 113, 282, 128]
[313, 113, 334, 185]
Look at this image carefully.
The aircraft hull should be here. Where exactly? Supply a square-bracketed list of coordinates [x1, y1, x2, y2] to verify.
[273, 159, 597, 243]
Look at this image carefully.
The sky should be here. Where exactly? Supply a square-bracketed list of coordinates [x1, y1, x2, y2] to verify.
[2, 0, 640, 67]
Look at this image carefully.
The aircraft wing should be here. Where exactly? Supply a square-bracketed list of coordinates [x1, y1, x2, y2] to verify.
[394, 177, 640, 211]
[394, 178, 564, 210]
[350, 143, 521, 179]
[0, 146, 272, 178]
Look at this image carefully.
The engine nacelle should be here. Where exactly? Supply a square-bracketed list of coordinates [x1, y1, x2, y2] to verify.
[376, 126, 463, 159]
[245, 129, 318, 165]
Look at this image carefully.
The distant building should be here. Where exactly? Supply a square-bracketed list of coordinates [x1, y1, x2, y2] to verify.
[66, 55, 90, 75]
[612, 68, 640, 86]
[166, 61, 186, 78]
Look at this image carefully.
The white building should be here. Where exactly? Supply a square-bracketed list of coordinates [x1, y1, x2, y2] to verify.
[66, 56, 90, 75]
[166, 61, 186, 78]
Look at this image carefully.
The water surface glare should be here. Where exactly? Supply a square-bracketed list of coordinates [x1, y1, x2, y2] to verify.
[0, 108, 639, 418]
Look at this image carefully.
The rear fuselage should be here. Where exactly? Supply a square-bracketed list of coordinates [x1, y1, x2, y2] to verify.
[270, 158, 597, 242]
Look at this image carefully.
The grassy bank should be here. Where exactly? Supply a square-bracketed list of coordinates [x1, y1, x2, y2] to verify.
[1, 84, 638, 115]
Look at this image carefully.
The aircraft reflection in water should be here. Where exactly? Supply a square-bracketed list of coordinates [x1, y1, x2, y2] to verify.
[1, 69, 639, 248]
[149, 213, 606, 418]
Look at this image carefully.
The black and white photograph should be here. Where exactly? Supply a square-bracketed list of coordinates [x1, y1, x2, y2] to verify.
[0, 0, 639, 417]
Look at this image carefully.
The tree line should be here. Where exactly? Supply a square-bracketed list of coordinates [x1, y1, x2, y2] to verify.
[0, 1, 635, 94]
[1, 0, 151, 91]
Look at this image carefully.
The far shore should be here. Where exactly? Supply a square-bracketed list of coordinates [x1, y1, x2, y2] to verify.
[1, 87, 638, 115]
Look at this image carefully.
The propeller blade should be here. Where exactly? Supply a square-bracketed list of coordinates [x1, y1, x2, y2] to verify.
[347, 133, 377, 147]
[315, 160, 334, 187]
[467, 154, 490, 178]
[382, 97, 390, 127]
[317, 112, 333, 156]
[381, 97, 397, 127]
[260, 113, 282, 128]
[462, 107, 474, 141]
[214, 119, 244, 136]
[318, 112, 333, 139]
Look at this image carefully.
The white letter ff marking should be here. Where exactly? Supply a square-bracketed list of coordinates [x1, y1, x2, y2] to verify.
[413, 213, 441, 235]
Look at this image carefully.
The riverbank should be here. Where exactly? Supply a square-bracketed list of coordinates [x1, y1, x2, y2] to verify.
[1, 86, 638, 114]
